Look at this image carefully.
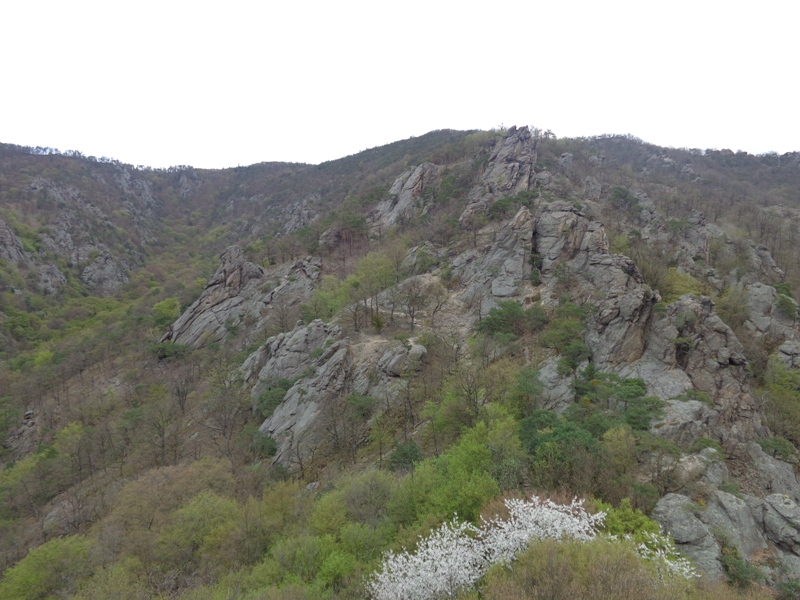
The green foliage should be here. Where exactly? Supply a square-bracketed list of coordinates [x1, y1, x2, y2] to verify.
[777, 293, 798, 321]
[300, 275, 349, 322]
[720, 552, 764, 589]
[389, 424, 501, 526]
[624, 395, 665, 430]
[0, 535, 93, 599]
[759, 436, 795, 461]
[597, 498, 661, 542]
[520, 411, 601, 492]
[715, 287, 749, 329]
[778, 580, 800, 600]
[480, 537, 690, 599]
[660, 268, 704, 303]
[609, 186, 640, 213]
[257, 378, 295, 419]
[0, 396, 20, 447]
[389, 441, 424, 472]
[689, 437, 724, 456]
[667, 218, 690, 235]
[673, 389, 713, 405]
[152, 296, 181, 328]
[539, 302, 590, 373]
[271, 533, 337, 582]
[509, 368, 544, 417]
[240, 424, 278, 458]
[719, 482, 743, 498]
[147, 342, 190, 361]
[763, 359, 800, 450]
[477, 300, 548, 335]
[347, 394, 376, 420]
[573, 368, 662, 430]
[776, 282, 794, 298]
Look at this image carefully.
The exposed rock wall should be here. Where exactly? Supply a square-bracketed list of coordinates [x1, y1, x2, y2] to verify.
[452, 206, 533, 314]
[371, 163, 440, 231]
[0, 219, 31, 268]
[163, 246, 320, 348]
[460, 126, 536, 221]
[163, 246, 267, 347]
[244, 320, 426, 465]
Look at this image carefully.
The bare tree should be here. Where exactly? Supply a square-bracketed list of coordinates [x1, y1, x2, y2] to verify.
[399, 277, 428, 332]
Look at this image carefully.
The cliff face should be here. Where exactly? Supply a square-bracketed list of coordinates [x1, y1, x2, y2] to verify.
[460, 125, 536, 221]
[162, 246, 320, 348]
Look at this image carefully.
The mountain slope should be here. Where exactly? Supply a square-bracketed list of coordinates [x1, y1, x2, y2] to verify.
[3, 127, 800, 596]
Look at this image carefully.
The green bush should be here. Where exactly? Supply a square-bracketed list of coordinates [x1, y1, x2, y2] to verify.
[689, 437, 724, 456]
[389, 441, 424, 472]
[0, 535, 94, 599]
[478, 300, 548, 337]
[152, 297, 181, 328]
[597, 498, 661, 542]
[759, 436, 795, 461]
[257, 378, 295, 419]
[777, 294, 798, 321]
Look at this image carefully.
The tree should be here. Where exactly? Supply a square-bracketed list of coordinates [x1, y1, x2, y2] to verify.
[152, 297, 181, 329]
[427, 281, 449, 330]
[399, 277, 427, 332]
[354, 251, 396, 323]
[0, 535, 94, 599]
[462, 213, 488, 248]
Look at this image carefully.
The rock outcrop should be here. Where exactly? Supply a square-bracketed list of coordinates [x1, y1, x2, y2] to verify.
[371, 163, 440, 231]
[163, 246, 321, 348]
[244, 320, 426, 465]
[163, 246, 267, 347]
[652, 493, 725, 579]
[0, 219, 30, 268]
[0, 218, 67, 295]
[741, 281, 798, 340]
[79, 250, 129, 295]
[460, 126, 536, 221]
[452, 206, 534, 314]
[244, 320, 352, 463]
[528, 200, 763, 449]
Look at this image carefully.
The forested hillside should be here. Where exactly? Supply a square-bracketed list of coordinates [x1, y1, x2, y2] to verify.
[3, 127, 800, 599]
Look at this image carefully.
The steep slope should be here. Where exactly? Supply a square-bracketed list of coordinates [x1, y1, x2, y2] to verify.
[6, 127, 800, 595]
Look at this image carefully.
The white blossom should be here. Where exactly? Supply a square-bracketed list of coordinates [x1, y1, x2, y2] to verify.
[634, 531, 700, 579]
[480, 496, 605, 565]
[367, 519, 485, 600]
[367, 496, 696, 600]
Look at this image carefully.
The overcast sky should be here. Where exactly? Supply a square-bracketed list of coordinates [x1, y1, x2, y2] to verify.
[1, 1, 797, 169]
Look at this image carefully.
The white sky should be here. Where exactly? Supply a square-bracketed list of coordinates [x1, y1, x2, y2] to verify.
[1, 1, 797, 169]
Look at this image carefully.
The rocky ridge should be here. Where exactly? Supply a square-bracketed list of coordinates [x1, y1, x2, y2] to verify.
[159, 126, 800, 581]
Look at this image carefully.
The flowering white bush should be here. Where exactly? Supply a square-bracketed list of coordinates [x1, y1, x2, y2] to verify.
[368, 496, 698, 600]
[366, 519, 486, 600]
[481, 496, 605, 565]
[368, 497, 603, 600]
[634, 531, 699, 579]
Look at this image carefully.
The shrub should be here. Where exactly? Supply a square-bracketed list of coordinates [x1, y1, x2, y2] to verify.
[477, 300, 548, 338]
[689, 437, 724, 456]
[0, 535, 94, 599]
[257, 378, 295, 419]
[758, 436, 795, 461]
[389, 441, 424, 472]
[777, 294, 798, 321]
[368, 495, 695, 600]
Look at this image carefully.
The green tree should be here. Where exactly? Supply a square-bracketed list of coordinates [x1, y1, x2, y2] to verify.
[0, 535, 94, 599]
[152, 297, 181, 329]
